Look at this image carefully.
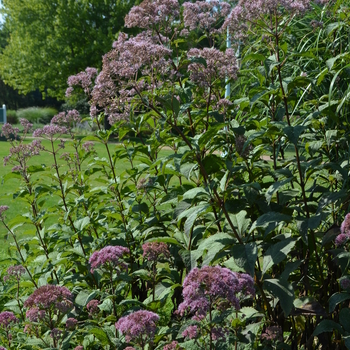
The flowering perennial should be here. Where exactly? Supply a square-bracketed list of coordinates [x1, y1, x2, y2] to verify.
[125, 0, 180, 30]
[142, 242, 170, 262]
[187, 48, 237, 88]
[178, 266, 254, 318]
[0, 312, 17, 329]
[89, 245, 130, 273]
[115, 310, 159, 344]
[24, 285, 73, 316]
[335, 213, 350, 246]
[183, 1, 231, 34]
[3, 265, 26, 282]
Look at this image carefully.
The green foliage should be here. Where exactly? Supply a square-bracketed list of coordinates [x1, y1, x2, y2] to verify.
[0, 0, 140, 99]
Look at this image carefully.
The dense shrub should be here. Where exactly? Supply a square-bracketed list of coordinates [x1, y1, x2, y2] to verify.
[16, 107, 58, 124]
[5, 110, 18, 125]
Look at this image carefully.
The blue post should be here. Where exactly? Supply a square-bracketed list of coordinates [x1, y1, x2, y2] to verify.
[225, 26, 231, 99]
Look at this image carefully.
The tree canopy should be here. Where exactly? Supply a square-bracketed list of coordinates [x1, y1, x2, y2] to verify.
[0, 0, 140, 100]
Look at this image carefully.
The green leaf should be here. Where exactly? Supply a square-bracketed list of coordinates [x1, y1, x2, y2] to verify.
[329, 292, 350, 313]
[313, 320, 343, 336]
[340, 308, 350, 333]
[196, 232, 233, 266]
[73, 217, 90, 231]
[98, 298, 114, 313]
[183, 187, 210, 201]
[250, 212, 291, 235]
[262, 238, 296, 275]
[265, 178, 292, 205]
[89, 328, 110, 345]
[230, 243, 257, 276]
[264, 278, 294, 316]
[228, 210, 250, 236]
[283, 125, 307, 145]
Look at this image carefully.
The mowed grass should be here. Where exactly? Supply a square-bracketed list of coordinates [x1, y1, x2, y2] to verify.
[0, 138, 175, 260]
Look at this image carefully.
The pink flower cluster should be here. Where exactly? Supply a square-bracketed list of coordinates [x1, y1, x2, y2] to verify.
[24, 285, 73, 316]
[3, 140, 43, 171]
[1, 123, 19, 140]
[0, 311, 17, 329]
[223, 0, 329, 39]
[178, 266, 254, 318]
[163, 341, 181, 350]
[115, 310, 159, 343]
[32, 124, 68, 139]
[3, 265, 26, 282]
[91, 31, 172, 123]
[89, 245, 130, 273]
[51, 110, 81, 127]
[187, 48, 237, 88]
[183, 1, 231, 34]
[142, 242, 170, 262]
[0, 205, 9, 220]
[335, 213, 350, 246]
[261, 326, 283, 342]
[86, 299, 100, 315]
[125, 0, 180, 30]
[66, 67, 98, 96]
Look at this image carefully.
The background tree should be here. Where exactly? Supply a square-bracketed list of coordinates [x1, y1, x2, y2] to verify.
[0, 0, 141, 101]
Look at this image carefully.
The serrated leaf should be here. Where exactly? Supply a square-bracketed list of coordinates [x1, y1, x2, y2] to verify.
[264, 278, 294, 316]
[230, 243, 257, 276]
[313, 320, 343, 336]
[262, 238, 296, 274]
[329, 292, 350, 313]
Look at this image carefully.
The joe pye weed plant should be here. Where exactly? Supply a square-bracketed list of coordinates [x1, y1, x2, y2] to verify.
[1, 0, 350, 349]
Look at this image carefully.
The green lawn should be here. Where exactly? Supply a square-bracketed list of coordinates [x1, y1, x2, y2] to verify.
[0, 138, 174, 260]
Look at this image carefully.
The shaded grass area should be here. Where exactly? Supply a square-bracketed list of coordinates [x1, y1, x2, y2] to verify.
[0, 138, 174, 261]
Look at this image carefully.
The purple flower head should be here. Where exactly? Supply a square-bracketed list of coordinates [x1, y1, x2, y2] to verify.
[33, 124, 68, 139]
[261, 326, 283, 342]
[50, 328, 63, 340]
[3, 139, 43, 170]
[24, 285, 73, 315]
[0, 311, 17, 329]
[0, 347, 7, 350]
[86, 299, 100, 315]
[222, 0, 326, 40]
[0, 206, 9, 220]
[3, 265, 26, 282]
[182, 325, 198, 339]
[125, 0, 180, 30]
[125, 347, 136, 350]
[183, 1, 231, 34]
[74, 347, 83, 350]
[1, 123, 19, 140]
[26, 307, 46, 322]
[341, 214, 350, 235]
[340, 278, 350, 290]
[51, 110, 81, 127]
[91, 31, 172, 123]
[66, 317, 78, 330]
[82, 141, 94, 152]
[65, 87, 74, 97]
[142, 242, 170, 262]
[187, 48, 238, 88]
[115, 310, 159, 343]
[20, 118, 33, 134]
[163, 341, 182, 350]
[67, 67, 98, 96]
[89, 245, 130, 273]
[178, 266, 254, 318]
[335, 233, 349, 247]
